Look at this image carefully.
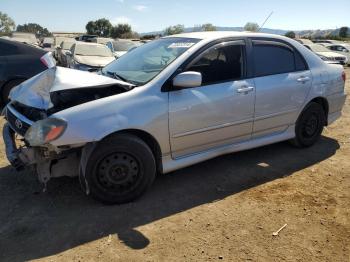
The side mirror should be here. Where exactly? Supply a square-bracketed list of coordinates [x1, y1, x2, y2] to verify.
[173, 71, 202, 89]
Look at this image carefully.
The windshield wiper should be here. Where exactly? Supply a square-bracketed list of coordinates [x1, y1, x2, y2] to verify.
[105, 71, 139, 87]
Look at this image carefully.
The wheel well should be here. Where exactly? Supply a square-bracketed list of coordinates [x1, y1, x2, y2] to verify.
[107, 129, 163, 174]
[309, 97, 329, 125]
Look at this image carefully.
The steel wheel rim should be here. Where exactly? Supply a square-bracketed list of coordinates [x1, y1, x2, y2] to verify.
[302, 113, 319, 138]
[96, 152, 142, 194]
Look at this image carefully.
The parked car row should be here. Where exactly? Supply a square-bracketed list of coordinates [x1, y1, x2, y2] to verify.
[54, 37, 143, 71]
[296, 39, 349, 65]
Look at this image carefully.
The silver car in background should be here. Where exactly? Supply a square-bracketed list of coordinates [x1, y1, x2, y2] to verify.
[56, 40, 76, 66]
[106, 39, 141, 58]
[66, 42, 115, 71]
[3, 32, 347, 204]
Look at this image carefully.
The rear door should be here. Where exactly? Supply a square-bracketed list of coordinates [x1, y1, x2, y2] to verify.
[169, 40, 256, 158]
[251, 39, 312, 138]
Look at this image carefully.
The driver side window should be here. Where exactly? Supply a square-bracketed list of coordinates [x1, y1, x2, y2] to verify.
[186, 42, 245, 86]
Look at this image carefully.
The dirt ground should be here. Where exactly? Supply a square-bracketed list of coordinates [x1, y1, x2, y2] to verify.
[0, 68, 349, 262]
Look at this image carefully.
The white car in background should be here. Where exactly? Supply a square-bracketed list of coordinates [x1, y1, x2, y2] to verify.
[106, 39, 141, 58]
[304, 44, 348, 65]
[66, 42, 115, 72]
[325, 44, 350, 65]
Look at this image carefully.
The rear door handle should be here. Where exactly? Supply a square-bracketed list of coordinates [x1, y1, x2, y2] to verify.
[237, 86, 254, 94]
[297, 76, 310, 83]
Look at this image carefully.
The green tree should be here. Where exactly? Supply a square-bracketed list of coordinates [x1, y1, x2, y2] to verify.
[0, 12, 15, 34]
[285, 31, 296, 39]
[244, 22, 259, 32]
[164, 24, 184, 35]
[339, 27, 349, 38]
[86, 21, 97, 35]
[202, 23, 216, 31]
[16, 23, 51, 37]
[85, 18, 112, 37]
[110, 24, 132, 38]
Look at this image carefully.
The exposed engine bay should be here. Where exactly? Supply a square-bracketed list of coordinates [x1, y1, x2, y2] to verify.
[3, 67, 134, 189]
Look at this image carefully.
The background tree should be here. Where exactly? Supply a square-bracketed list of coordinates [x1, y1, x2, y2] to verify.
[285, 31, 296, 39]
[16, 23, 51, 37]
[244, 22, 259, 32]
[85, 18, 112, 37]
[339, 27, 349, 38]
[110, 23, 132, 38]
[202, 23, 216, 31]
[86, 21, 97, 35]
[0, 12, 15, 34]
[163, 24, 184, 35]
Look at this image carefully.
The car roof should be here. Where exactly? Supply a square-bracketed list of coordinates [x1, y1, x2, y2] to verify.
[0, 38, 46, 57]
[163, 31, 291, 41]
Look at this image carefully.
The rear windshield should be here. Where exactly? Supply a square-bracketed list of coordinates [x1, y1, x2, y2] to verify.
[75, 44, 113, 57]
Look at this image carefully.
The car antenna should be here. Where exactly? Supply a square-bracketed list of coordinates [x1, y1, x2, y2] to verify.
[258, 11, 274, 32]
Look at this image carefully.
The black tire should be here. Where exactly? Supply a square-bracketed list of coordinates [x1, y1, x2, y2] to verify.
[85, 134, 156, 204]
[2, 79, 25, 105]
[291, 102, 326, 148]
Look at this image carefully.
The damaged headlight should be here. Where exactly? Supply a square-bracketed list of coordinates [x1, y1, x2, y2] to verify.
[24, 118, 67, 146]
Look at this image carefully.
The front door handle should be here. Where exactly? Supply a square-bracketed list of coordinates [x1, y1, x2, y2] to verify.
[237, 86, 254, 94]
[297, 76, 310, 83]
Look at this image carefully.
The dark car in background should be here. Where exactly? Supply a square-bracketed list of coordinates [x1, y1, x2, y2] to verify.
[0, 39, 55, 105]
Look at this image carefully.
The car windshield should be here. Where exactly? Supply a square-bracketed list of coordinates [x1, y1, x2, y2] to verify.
[62, 41, 75, 50]
[309, 44, 331, 52]
[102, 37, 200, 85]
[112, 41, 138, 51]
[75, 44, 112, 57]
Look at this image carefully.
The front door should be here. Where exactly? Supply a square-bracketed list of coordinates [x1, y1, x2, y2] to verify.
[169, 40, 255, 158]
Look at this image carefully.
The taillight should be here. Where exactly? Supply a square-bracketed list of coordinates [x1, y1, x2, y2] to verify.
[40, 52, 56, 68]
[342, 71, 346, 82]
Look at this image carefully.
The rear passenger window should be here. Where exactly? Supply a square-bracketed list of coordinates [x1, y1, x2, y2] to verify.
[295, 51, 307, 71]
[186, 42, 245, 86]
[253, 41, 307, 77]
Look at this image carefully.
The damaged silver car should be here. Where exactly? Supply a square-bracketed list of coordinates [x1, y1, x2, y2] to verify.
[3, 32, 347, 204]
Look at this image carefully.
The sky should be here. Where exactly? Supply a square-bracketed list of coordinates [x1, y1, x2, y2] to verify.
[1, 0, 349, 33]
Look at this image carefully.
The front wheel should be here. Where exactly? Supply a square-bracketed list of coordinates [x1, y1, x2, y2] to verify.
[291, 102, 326, 148]
[85, 134, 156, 204]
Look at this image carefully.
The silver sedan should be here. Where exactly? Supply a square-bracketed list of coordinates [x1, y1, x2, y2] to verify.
[3, 32, 347, 204]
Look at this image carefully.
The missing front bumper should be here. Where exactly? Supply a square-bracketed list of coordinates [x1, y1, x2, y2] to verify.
[3, 122, 80, 183]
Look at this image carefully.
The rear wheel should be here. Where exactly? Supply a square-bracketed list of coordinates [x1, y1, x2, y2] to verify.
[1, 79, 25, 105]
[85, 134, 156, 204]
[291, 102, 326, 148]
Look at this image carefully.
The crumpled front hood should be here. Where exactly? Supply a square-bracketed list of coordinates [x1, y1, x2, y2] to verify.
[74, 55, 115, 67]
[9, 66, 131, 110]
